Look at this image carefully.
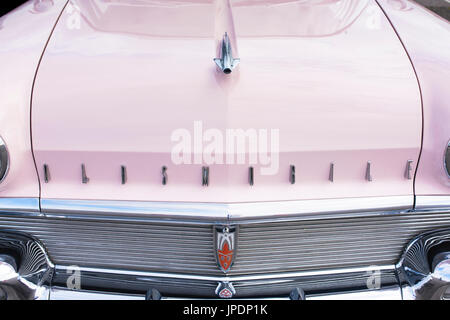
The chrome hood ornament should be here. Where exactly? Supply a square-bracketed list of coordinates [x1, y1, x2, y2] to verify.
[214, 32, 240, 74]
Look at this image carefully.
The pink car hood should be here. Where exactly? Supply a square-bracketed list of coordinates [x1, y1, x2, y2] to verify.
[31, 0, 422, 203]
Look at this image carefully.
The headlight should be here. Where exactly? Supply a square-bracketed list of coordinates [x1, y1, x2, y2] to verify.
[446, 140, 450, 178]
[0, 137, 9, 183]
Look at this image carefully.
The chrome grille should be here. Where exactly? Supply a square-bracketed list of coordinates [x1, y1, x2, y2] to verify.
[0, 212, 450, 275]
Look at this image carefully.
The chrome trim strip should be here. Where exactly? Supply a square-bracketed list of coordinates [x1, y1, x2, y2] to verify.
[43, 199, 228, 222]
[48, 286, 402, 300]
[163, 296, 291, 300]
[226, 196, 411, 220]
[55, 264, 396, 283]
[414, 196, 450, 211]
[0, 198, 41, 215]
[2, 195, 448, 224]
[41, 195, 414, 224]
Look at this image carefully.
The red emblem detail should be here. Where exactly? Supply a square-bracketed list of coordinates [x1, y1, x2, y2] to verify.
[218, 288, 233, 299]
[216, 282, 236, 299]
[218, 241, 233, 272]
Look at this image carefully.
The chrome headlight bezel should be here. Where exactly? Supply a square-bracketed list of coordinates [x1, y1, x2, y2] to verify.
[0, 137, 9, 183]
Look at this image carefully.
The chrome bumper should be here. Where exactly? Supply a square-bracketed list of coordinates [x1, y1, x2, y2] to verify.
[47, 264, 400, 300]
[47, 286, 403, 300]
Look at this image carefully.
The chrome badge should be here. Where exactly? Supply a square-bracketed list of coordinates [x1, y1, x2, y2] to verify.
[215, 282, 236, 299]
[214, 225, 237, 273]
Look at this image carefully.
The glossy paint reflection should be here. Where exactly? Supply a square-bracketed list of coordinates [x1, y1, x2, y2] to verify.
[0, 1, 66, 198]
[32, 0, 421, 203]
[72, 0, 370, 37]
[377, 0, 450, 196]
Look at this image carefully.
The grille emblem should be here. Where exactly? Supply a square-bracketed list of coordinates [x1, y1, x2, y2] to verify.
[214, 225, 237, 273]
[215, 282, 236, 299]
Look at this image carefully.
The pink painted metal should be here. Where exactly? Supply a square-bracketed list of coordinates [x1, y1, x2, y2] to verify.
[377, 0, 450, 197]
[0, 0, 67, 198]
[31, 0, 422, 203]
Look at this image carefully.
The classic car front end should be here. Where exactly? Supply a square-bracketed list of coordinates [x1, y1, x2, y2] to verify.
[0, 0, 449, 300]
